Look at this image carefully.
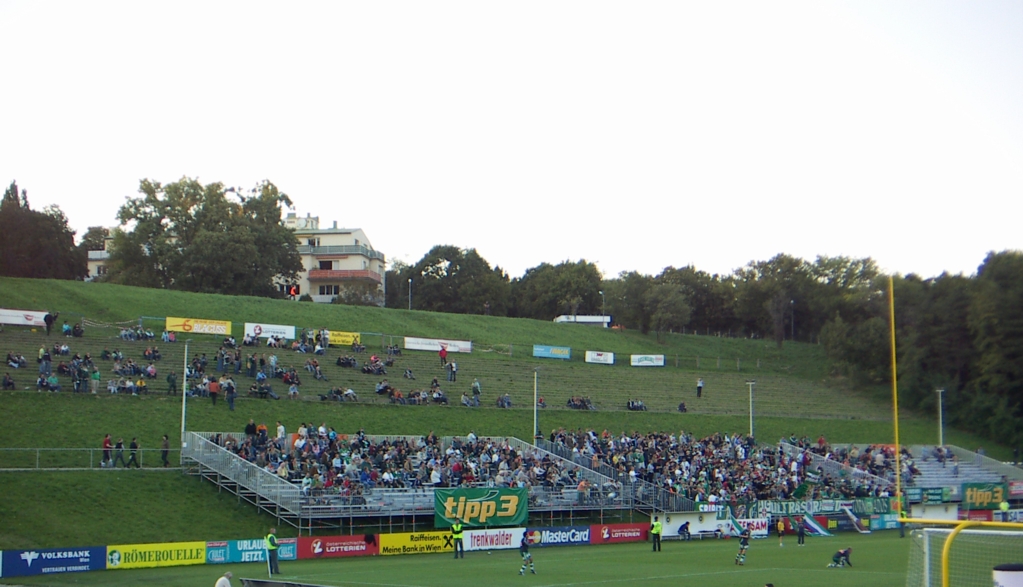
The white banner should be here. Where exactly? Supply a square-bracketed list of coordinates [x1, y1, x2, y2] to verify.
[464, 528, 525, 552]
[630, 354, 665, 367]
[585, 351, 615, 365]
[244, 323, 296, 340]
[404, 337, 473, 353]
[0, 308, 49, 327]
[735, 518, 770, 537]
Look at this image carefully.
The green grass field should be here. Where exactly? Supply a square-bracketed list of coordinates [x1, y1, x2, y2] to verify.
[10, 532, 908, 587]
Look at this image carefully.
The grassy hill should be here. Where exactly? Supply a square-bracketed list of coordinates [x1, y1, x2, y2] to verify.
[0, 277, 1005, 549]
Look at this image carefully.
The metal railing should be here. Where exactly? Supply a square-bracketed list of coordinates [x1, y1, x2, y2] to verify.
[296, 244, 385, 261]
[778, 442, 893, 489]
[946, 445, 1023, 481]
[536, 439, 694, 512]
[183, 432, 304, 515]
[0, 447, 181, 470]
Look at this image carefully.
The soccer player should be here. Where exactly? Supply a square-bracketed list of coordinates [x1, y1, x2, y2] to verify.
[734, 527, 751, 565]
[519, 535, 536, 575]
[828, 547, 853, 568]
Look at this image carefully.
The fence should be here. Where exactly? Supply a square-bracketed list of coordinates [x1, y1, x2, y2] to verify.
[536, 439, 695, 513]
[945, 445, 1023, 480]
[0, 447, 181, 470]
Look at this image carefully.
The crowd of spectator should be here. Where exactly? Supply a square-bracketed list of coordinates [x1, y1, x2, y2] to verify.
[213, 423, 596, 506]
[545, 428, 894, 506]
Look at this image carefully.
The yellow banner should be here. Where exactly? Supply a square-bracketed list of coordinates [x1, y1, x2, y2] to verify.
[165, 317, 232, 336]
[106, 541, 206, 570]
[327, 330, 361, 347]
[379, 531, 453, 556]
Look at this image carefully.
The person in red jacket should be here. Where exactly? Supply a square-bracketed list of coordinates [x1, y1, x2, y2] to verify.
[102, 434, 112, 468]
[439, 346, 448, 366]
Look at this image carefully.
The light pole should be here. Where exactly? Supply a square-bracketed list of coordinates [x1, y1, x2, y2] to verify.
[407, 278, 412, 311]
[746, 380, 756, 439]
[790, 300, 795, 341]
[180, 339, 192, 446]
[599, 290, 605, 321]
[936, 389, 945, 446]
[533, 368, 540, 445]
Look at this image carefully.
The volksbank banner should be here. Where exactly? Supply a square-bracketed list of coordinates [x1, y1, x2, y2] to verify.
[584, 351, 614, 365]
[524, 526, 590, 547]
[533, 345, 571, 360]
[465, 528, 525, 551]
[435, 488, 528, 528]
[1, 547, 106, 577]
[630, 354, 664, 367]
[106, 541, 206, 570]
[205, 538, 297, 564]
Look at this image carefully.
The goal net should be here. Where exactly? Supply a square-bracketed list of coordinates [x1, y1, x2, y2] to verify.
[906, 527, 1023, 587]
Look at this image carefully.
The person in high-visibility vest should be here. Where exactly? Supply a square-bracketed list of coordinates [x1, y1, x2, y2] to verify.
[451, 519, 465, 559]
[1001, 500, 1010, 522]
[650, 516, 662, 552]
[265, 527, 280, 574]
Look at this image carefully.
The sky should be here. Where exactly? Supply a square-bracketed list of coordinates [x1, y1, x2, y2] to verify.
[2, 1, 1021, 280]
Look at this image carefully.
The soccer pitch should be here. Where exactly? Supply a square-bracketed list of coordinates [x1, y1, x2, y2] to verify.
[9, 532, 908, 587]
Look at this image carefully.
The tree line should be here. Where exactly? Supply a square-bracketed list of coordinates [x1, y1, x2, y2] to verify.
[3, 178, 1019, 447]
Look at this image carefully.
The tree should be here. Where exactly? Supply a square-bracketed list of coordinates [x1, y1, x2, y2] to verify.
[104, 178, 302, 297]
[510, 260, 603, 320]
[644, 283, 691, 341]
[79, 226, 110, 252]
[332, 281, 385, 306]
[407, 245, 510, 315]
[0, 181, 86, 280]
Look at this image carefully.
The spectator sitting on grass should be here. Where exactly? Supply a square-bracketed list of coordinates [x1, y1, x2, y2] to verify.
[2, 372, 14, 390]
[432, 389, 448, 404]
[461, 392, 472, 407]
[46, 373, 61, 392]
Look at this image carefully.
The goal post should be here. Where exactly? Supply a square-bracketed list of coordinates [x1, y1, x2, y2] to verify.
[905, 519, 1023, 587]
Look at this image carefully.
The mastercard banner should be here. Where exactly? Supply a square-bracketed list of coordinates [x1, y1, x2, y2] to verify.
[165, 317, 231, 336]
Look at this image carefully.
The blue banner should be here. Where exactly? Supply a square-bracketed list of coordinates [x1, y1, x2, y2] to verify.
[524, 526, 590, 547]
[206, 538, 297, 564]
[533, 345, 571, 360]
[1, 547, 106, 577]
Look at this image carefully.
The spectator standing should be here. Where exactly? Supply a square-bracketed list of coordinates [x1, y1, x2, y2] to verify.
[126, 437, 140, 468]
[102, 433, 112, 468]
[471, 378, 481, 406]
[161, 434, 170, 468]
[112, 438, 127, 468]
[90, 368, 101, 394]
[439, 346, 448, 366]
[209, 377, 220, 406]
[265, 527, 280, 575]
[697, 378, 704, 398]
[450, 361, 458, 382]
[166, 371, 177, 395]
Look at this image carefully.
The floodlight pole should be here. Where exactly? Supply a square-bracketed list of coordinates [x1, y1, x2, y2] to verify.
[746, 380, 756, 439]
[533, 369, 539, 446]
[181, 339, 192, 446]
[936, 389, 945, 446]
[408, 278, 412, 311]
[599, 290, 605, 323]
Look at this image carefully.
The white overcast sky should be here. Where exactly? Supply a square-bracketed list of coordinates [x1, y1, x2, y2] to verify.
[2, 1, 1021, 280]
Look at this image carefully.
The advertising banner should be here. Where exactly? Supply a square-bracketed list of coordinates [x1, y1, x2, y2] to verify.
[1, 547, 105, 578]
[465, 528, 525, 552]
[404, 337, 472, 353]
[524, 526, 590, 547]
[533, 345, 571, 360]
[165, 317, 231, 336]
[962, 483, 1008, 510]
[379, 531, 453, 556]
[584, 351, 615, 365]
[297, 536, 377, 559]
[590, 523, 647, 544]
[326, 330, 360, 347]
[749, 498, 891, 519]
[735, 518, 770, 537]
[106, 541, 206, 570]
[278, 538, 297, 561]
[868, 514, 901, 530]
[630, 354, 665, 367]
[960, 509, 993, 522]
[1009, 480, 1023, 498]
[206, 542, 228, 565]
[905, 487, 950, 503]
[0, 308, 48, 328]
[435, 488, 528, 528]
[244, 323, 296, 340]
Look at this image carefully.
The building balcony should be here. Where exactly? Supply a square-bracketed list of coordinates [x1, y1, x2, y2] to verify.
[307, 269, 383, 284]
[296, 245, 385, 261]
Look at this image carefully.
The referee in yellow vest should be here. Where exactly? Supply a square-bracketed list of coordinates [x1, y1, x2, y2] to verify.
[452, 518, 465, 559]
[650, 516, 662, 552]
[265, 527, 280, 575]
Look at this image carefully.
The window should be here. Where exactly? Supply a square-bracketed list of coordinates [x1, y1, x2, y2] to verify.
[319, 285, 340, 296]
[319, 261, 332, 270]
[307, 238, 320, 247]
[96, 265, 108, 276]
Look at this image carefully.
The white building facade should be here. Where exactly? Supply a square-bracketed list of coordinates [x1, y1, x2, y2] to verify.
[285, 213, 386, 304]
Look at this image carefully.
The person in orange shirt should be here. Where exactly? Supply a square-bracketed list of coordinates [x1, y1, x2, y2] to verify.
[208, 377, 221, 406]
[256, 422, 269, 438]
